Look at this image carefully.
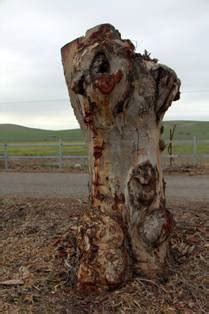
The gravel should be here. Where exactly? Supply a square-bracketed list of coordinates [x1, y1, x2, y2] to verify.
[1, 172, 209, 201]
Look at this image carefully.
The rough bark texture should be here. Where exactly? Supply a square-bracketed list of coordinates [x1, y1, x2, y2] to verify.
[60, 24, 181, 290]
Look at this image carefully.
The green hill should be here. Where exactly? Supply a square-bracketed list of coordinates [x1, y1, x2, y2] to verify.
[163, 121, 209, 140]
[0, 121, 209, 143]
[0, 124, 84, 143]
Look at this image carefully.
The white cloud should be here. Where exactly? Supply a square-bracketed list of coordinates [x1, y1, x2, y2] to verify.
[0, 0, 209, 129]
[0, 110, 79, 130]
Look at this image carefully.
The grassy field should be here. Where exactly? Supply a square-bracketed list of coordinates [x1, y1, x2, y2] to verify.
[0, 122, 209, 156]
[0, 144, 87, 157]
[163, 121, 209, 140]
[1, 121, 209, 143]
[0, 124, 85, 143]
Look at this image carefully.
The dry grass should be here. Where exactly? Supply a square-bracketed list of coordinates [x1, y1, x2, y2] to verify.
[164, 164, 209, 175]
[0, 159, 89, 173]
[0, 197, 208, 313]
[1, 160, 209, 176]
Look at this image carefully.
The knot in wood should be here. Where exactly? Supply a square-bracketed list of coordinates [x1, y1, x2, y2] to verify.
[128, 161, 158, 208]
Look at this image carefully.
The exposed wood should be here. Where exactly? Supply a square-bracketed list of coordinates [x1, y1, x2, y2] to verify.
[61, 23, 181, 290]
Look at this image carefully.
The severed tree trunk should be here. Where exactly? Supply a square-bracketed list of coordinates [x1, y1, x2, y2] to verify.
[60, 24, 181, 290]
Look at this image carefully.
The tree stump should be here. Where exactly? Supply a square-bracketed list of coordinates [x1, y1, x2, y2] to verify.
[60, 24, 181, 290]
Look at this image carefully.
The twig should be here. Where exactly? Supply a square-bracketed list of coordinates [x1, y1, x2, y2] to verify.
[136, 278, 167, 293]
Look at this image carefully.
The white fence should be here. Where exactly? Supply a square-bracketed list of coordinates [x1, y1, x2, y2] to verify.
[0, 141, 88, 170]
[0, 137, 209, 170]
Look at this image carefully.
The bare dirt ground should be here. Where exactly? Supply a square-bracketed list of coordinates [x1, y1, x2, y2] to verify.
[0, 197, 208, 313]
[0, 159, 89, 174]
[1, 159, 209, 175]
[0, 170, 209, 313]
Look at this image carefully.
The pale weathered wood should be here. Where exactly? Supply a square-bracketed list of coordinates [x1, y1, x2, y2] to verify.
[60, 24, 181, 290]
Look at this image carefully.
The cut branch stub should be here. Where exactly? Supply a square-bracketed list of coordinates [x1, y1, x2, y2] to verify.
[61, 23, 181, 290]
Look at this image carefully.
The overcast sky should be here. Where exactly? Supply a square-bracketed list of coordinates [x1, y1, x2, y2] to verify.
[0, 0, 209, 130]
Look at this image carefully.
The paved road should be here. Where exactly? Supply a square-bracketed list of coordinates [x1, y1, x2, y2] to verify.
[0, 172, 209, 202]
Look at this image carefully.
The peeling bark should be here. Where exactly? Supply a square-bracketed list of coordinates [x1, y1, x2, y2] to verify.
[60, 24, 181, 290]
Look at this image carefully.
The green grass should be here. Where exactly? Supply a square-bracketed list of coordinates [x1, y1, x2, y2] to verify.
[163, 121, 209, 140]
[0, 143, 87, 157]
[0, 124, 84, 143]
[1, 121, 209, 143]
[164, 143, 209, 155]
[162, 121, 209, 155]
[0, 122, 208, 157]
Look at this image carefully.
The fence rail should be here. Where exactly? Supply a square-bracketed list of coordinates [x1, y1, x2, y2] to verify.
[163, 136, 209, 166]
[0, 137, 209, 170]
[0, 141, 88, 170]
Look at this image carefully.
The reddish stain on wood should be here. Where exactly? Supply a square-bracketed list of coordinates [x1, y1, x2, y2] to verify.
[93, 145, 104, 159]
[95, 70, 123, 94]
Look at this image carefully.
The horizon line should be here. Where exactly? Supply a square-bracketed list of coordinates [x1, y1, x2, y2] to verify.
[0, 119, 208, 132]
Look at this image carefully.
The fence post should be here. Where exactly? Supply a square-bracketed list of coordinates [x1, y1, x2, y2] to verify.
[192, 136, 197, 165]
[168, 125, 176, 167]
[58, 140, 63, 169]
[4, 143, 8, 171]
